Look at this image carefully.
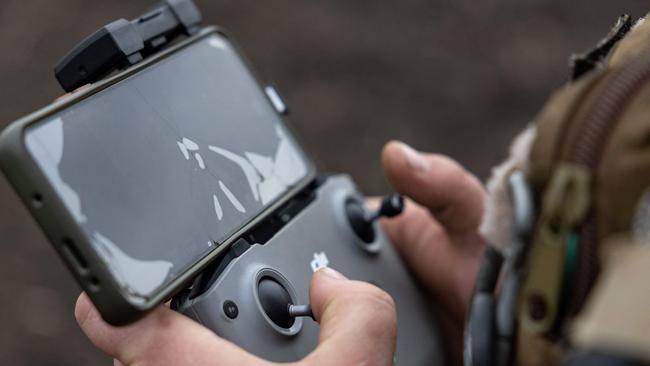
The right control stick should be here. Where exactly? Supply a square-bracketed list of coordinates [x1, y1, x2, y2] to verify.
[346, 194, 405, 243]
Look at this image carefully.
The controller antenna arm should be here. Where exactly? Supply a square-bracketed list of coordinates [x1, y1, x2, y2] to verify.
[54, 0, 202, 92]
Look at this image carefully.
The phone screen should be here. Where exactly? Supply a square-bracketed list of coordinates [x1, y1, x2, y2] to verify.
[24, 33, 312, 302]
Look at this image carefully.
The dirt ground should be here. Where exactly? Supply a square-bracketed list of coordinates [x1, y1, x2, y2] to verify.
[0, 1, 648, 364]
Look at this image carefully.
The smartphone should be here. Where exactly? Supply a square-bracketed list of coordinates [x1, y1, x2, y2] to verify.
[0, 27, 316, 325]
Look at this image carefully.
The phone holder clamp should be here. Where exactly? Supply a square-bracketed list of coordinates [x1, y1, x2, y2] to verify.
[54, 0, 202, 92]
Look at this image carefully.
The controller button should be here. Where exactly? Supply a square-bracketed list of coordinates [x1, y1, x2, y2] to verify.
[223, 300, 239, 319]
[258, 276, 295, 328]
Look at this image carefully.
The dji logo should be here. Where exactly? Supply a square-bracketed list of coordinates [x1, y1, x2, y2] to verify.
[310, 252, 329, 272]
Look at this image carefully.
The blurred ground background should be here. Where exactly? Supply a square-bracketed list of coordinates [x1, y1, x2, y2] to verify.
[0, 0, 648, 364]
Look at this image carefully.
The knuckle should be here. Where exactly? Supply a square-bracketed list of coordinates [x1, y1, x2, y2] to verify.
[351, 282, 396, 318]
[358, 287, 397, 339]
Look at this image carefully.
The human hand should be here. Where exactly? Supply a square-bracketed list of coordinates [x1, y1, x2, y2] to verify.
[74, 138, 485, 366]
[75, 268, 397, 366]
[378, 141, 486, 364]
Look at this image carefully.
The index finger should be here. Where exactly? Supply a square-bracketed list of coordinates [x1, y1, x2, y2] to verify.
[75, 293, 268, 366]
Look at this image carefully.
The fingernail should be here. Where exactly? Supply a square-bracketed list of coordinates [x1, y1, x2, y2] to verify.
[318, 267, 347, 280]
[74, 293, 94, 327]
[397, 142, 428, 172]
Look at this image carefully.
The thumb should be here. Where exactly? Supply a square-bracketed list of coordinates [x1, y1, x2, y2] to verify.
[381, 140, 485, 234]
[304, 268, 397, 366]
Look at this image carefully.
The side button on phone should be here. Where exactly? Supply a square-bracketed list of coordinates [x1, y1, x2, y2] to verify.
[61, 238, 89, 273]
[265, 85, 289, 115]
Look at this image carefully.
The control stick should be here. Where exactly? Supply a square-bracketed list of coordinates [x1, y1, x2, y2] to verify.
[346, 194, 405, 243]
[258, 277, 315, 329]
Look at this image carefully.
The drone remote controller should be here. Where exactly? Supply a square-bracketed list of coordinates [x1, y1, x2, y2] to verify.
[45, 1, 446, 363]
[172, 176, 444, 363]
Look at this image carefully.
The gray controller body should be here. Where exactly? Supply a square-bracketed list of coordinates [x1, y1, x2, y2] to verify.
[174, 175, 445, 364]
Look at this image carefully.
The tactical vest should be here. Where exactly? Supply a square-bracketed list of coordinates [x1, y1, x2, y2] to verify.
[467, 13, 650, 366]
